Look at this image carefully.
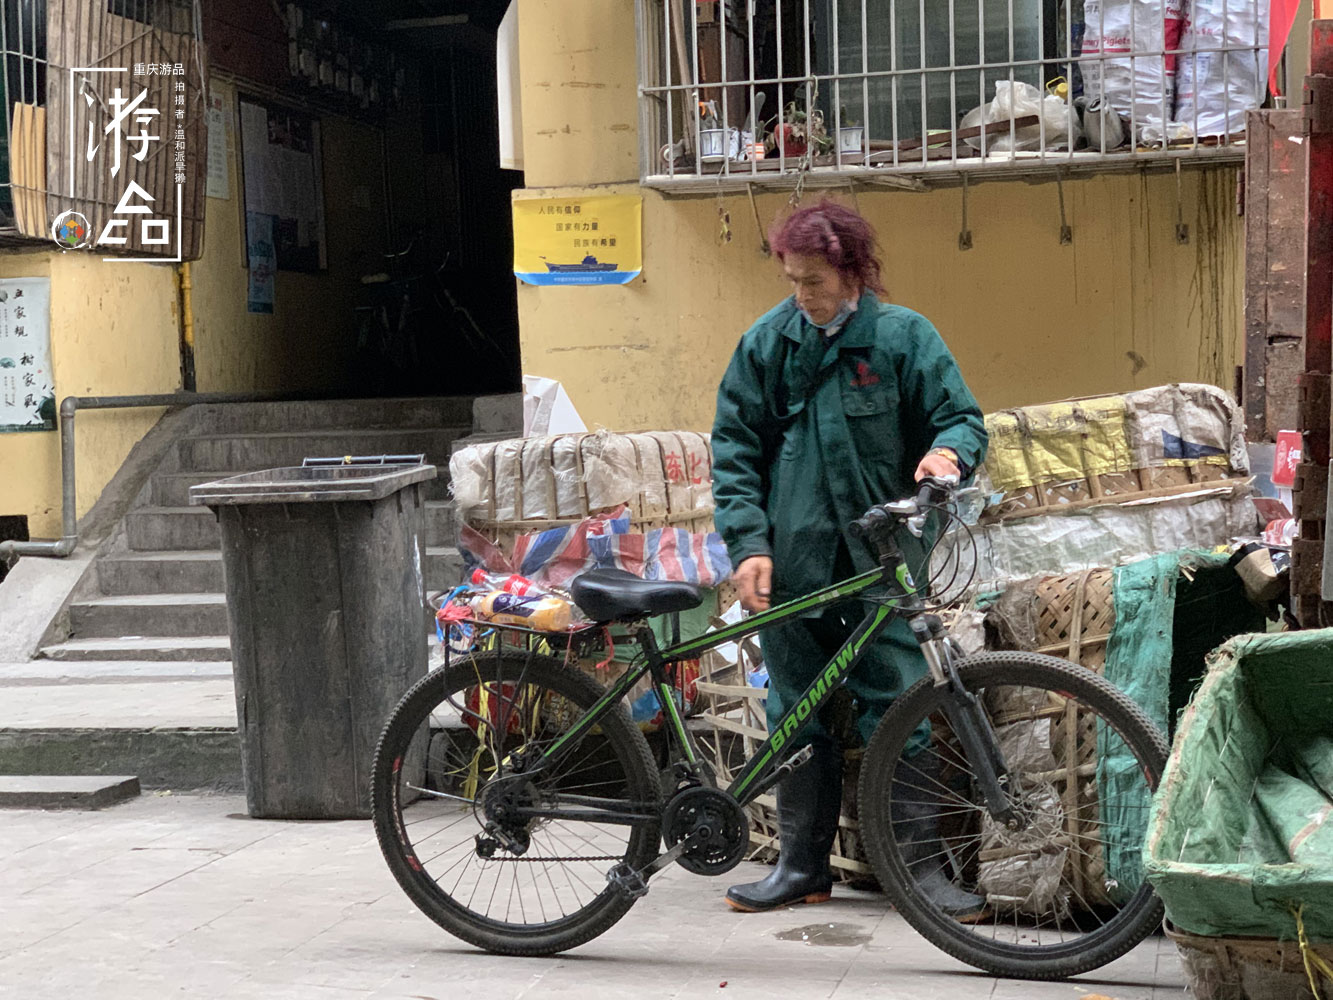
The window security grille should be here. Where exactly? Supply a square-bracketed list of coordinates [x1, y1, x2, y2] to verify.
[637, 0, 1267, 190]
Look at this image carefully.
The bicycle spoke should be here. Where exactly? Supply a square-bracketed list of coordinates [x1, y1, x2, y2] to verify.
[373, 649, 660, 950]
[859, 656, 1166, 978]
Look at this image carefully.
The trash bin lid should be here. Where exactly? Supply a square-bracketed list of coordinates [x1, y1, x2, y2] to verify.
[188, 463, 437, 506]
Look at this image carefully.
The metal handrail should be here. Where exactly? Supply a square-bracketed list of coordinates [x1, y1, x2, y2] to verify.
[0, 391, 343, 560]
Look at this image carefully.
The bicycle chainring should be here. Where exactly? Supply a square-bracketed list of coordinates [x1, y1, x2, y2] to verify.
[662, 786, 749, 876]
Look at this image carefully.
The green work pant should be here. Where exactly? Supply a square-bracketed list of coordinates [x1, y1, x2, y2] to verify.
[760, 605, 928, 753]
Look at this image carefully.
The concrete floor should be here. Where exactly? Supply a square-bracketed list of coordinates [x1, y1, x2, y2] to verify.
[0, 793, 1188, 999]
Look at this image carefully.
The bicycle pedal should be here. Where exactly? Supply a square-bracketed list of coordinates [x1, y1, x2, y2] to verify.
[607, 863, 650, 899]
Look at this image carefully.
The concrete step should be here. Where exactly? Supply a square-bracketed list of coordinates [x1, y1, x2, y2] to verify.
[126, 502, 450, 556]
[0, 728, 242, 791]
[425, 546, 465, 591]
[0, 775, 141, 809]
[176, 428, 468, 472]
[195, 396, 476, 434]
[126, 506, 218, 551]
[39, 636, 233, 662]
[425, 501, 456, 548]
[153, 469, 453, 506]
[98, 550, 223, 595]
[70, 594, 228, 639]
[0, 659, 233, 683]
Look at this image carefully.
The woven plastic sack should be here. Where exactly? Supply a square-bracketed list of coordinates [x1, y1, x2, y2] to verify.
[1174, 0, 1268, 139]
[1081, 0, 1185, 138]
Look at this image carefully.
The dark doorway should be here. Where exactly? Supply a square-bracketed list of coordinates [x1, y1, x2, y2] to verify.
[365, 8, 523, 398]
[207, 0, 523, 399]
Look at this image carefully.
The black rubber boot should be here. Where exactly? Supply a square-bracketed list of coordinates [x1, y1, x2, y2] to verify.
[726, 744, 842, 912]
[892, 752, 989, 921]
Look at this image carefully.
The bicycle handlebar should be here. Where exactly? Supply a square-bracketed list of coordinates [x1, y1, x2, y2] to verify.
[849, 475, 959, 541]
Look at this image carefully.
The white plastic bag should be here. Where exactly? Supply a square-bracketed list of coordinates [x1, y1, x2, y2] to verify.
[1174, 0, 1268, 139]
[962, 81, 1081, 152]
[1081, 0, 1186, 139]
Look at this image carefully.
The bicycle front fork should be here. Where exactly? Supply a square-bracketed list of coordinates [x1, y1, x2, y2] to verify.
[911, 616, 1020, 829]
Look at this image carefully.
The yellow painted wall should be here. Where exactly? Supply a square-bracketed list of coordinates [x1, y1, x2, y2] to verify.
[514, 0, 1246, 434]
[0, 78, 389, 539]
[0, 252, 177, 538]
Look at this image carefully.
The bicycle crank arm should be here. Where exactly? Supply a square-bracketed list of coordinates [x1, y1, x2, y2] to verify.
[607, 833, 700, 899]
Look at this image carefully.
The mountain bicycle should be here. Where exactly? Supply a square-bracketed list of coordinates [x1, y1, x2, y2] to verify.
[371, 477, 1168, 980]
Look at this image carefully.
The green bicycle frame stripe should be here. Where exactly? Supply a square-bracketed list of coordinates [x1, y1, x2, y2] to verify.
[664, 567, 886, 660]
[727, 602, 896, 803]
[658, 682, 697, 763]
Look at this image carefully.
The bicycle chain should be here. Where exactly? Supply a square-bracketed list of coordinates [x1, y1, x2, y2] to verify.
[486, 854, 623, 863]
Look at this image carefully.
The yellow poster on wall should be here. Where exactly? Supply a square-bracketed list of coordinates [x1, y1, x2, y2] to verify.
[513, 194, 642, 286]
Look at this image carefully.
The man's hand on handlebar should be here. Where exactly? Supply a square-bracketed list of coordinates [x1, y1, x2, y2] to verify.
[734, 555, 773, 613]
[914, 448, 961, 483]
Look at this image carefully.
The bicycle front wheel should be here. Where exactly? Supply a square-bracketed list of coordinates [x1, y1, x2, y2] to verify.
[858, 651, 1168, 980]
[371, 648, 661, 956]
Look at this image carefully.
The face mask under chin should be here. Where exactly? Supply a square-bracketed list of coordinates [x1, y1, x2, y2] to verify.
[800, 298, 858, 331]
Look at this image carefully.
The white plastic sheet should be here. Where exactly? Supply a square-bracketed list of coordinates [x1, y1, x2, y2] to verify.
[939, 485, 1263, 594]
[522, 375, 586, 437]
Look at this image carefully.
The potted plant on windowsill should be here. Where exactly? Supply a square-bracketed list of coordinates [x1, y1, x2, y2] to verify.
[837, 106, 864, 155]
[769, 101, 832, 158]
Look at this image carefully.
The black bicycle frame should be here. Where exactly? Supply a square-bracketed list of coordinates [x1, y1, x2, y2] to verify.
[531, 554, 927, 819]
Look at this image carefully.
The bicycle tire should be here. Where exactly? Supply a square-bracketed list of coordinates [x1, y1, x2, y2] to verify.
[371, 648, 661, 956]
[858, 651, 1169, 980]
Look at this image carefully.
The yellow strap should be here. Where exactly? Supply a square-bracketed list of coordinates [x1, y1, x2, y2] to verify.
[1294, 904, 1333, 1000]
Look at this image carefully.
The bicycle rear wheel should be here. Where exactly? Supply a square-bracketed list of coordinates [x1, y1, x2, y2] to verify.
[858, 651, 1168, 980]
[371, 647, 661, 956]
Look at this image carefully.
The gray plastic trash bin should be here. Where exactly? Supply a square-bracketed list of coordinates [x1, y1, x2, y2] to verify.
[190, 462, 436, 819]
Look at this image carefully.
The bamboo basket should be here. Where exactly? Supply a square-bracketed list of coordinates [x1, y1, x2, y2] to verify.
[1165, 922, 1333, 1000]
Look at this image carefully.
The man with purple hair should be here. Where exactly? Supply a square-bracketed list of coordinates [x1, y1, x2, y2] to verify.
[712, 199, 989, 915]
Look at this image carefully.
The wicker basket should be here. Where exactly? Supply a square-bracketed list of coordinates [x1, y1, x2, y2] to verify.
[1165, 922, 1333, 1000]
[986, 461, 1239, 522]
[985, 568, 1117, 908]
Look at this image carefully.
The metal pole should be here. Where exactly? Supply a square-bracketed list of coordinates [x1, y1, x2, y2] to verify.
[0, 391, 350, 560]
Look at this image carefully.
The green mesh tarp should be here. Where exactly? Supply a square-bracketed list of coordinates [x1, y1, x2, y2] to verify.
[1097, 551, 1262, 897]
[1144, 628, 1333, 941]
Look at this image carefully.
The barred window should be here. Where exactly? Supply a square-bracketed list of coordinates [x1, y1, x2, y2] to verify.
[637, 0, 1268, 189]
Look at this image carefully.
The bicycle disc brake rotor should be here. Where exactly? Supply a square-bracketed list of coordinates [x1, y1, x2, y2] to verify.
[662, 786, 749, 876]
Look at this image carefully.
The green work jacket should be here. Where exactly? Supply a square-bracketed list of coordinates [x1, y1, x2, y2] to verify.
[711, 292, 988, 603]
